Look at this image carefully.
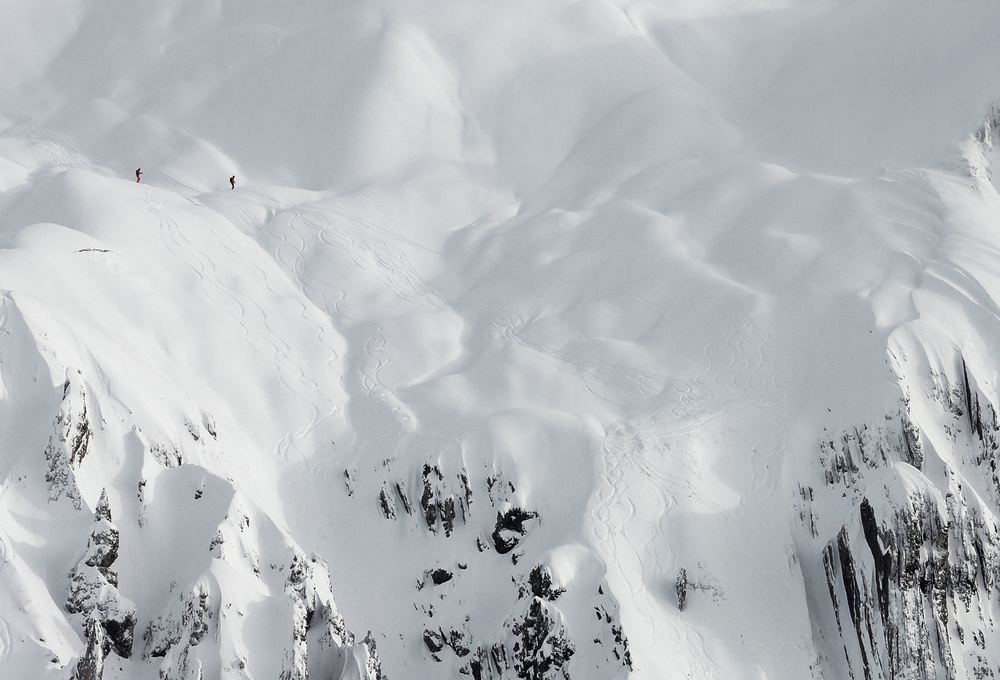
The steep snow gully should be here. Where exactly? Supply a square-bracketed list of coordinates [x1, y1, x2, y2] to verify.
[6, 0, 1000, 678]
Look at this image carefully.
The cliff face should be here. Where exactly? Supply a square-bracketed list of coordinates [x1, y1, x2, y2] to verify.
[801, 348, 1000, 680]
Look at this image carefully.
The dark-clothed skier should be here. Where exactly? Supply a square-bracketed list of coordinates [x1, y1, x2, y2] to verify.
[136, 168, 142, 183]
[230, 175, 235, 190]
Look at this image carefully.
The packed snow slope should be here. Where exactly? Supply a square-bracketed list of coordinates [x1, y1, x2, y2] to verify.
[3, 0, 1000, 678]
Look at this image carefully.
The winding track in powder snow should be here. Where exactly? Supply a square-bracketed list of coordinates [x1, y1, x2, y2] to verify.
[587, 315, 788, 678]
[273, 211, 415, 482]
[18, 122, 114, 177]
[226, 199, 414, 487]
[271, 203, 718, 414]
[144, 187, 341, 467]
[235, 199, 796, 525]
[154, 188, 795, 677]
[591, 422, 729, 679]
[225, 196, 794, 656]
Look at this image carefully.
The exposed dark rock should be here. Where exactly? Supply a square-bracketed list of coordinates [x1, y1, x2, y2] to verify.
[422, 464, 444, 530]
[528, 565, 565, 601]
[449, 629, 471, 657]
[419, 463, 473, 536]
[361, 631, 384, 680]
[487, 473, 516, 506]
[511, 597, 575, 680]
[277, 550, 384, 680]
[610, 623, 632, 671]
[424, 628, 446, 656]
[431, 569, 453, 585]
[460, 583, 596, 680]
[344, 469, 355, 497]
[395, 481, 412, 515]
[144, 583, 212, 660]
[467, 643, 510, 680]
[73, 615, 106, 680]
[417, 567, 455, 590]
[808, 359, 1000, 680]
[675, 568, 687, 612]
[202, 414, 217, 439]
[423, 626, 471, 661]
[378, 484, 396, 520]
[67, 491, 137, 668]
[150, 442, 182, 468]
[492, 507, 539, 554]
[44, 374, 92, 509]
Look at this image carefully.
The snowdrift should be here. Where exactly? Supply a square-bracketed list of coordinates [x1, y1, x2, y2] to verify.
[3, 0, 1000, 678]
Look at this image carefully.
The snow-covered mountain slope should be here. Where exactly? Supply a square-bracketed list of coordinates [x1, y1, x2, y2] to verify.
[4, 0, 1000, 678]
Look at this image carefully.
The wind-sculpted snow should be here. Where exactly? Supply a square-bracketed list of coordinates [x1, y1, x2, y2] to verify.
[7, 0, 1000, 678]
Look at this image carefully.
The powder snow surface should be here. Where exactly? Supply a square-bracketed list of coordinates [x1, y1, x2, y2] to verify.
[2, 0, 1000, 678]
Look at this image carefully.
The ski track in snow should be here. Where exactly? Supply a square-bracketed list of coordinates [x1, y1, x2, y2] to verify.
[314, 320, 406, 486]
[588, 316, 788, 679]
[290, 204, 722, 413]
[592, 425, 730, 680]
[350, 324, 409, 468]
[304, 209, 452, 312]
[144, 188, 339, 467]
[18, 122, 113, 176]
[241, 199, 749, 423]
[232, 201, 411, 484]
[224, 192, 792, 676]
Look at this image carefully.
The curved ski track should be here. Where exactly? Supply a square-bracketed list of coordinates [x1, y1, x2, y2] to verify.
[232, 202, 415, 484]
[191, 192, 791, 679]
[18, 122, 113, 176]
[144, 188, 341, 468]
[591, 424, 729, 680]
[588, 316, 788, 679]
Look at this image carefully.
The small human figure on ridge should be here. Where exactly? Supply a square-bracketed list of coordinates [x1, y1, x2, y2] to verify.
[230, 175, 235, 190]
[136, 168, 142, 183]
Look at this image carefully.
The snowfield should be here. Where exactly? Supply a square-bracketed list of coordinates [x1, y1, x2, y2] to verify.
[3, 0, 1000, 678]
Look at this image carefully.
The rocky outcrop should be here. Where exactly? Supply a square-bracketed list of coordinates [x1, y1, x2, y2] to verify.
[675, 568, 688, 612]
[459, 595, 575, 680]
[418, 561, 631, 680]
[376, 460, 473, 537]
[44, 372, 92, 509]
[510, 597, 576, 680]
[74, 615, 107, 680]
[280, 549, 383, 680]
[492, 507, 539, 555]
[143, 582, 213, 680]
[419, 463, 472, 536]
[67, 490, 137, 679]
[805, 355, 1000, 680]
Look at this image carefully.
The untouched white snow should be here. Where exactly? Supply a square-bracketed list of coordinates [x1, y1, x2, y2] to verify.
[3, 0, 1000, 678]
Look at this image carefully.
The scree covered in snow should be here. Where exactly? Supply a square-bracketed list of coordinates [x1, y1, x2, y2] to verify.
[3, 0, 1000, 678]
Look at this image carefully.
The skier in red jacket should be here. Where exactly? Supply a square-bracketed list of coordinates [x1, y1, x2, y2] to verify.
[136, 168, 142, 183]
